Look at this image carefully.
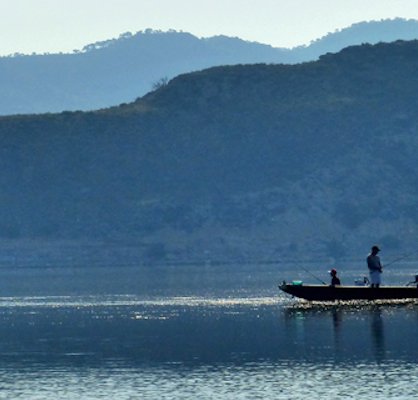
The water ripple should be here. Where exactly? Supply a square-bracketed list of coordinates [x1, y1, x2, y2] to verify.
[1, 361, 418, 400]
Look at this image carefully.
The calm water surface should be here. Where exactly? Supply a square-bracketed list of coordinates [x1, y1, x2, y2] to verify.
[0, 263, 417, 399]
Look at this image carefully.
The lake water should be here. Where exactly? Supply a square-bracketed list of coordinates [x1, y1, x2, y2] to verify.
[0, 262, 418, 399]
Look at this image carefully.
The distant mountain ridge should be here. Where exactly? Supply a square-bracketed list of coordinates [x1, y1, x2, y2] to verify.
[2, 18, 418, 115]
[1, 40, 418, 263]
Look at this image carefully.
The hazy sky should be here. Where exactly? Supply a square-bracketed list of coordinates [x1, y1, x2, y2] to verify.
[2, 0, 418, 55]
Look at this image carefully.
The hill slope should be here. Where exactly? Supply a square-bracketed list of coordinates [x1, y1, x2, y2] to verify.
[1, 40, 418, 263]
[2, 18, 418, 115]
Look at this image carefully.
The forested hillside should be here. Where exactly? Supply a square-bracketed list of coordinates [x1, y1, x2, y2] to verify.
[1, 40, 418, 263]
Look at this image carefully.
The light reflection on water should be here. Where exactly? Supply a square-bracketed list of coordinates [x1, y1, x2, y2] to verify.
[0, 263, 418, 398]
[0, 294, 283, 308]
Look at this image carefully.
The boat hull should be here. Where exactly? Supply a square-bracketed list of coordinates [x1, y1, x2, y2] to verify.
[279, 283, 418, 301]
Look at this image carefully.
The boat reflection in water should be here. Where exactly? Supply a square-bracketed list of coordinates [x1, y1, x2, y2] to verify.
[282, 297, 418, 365]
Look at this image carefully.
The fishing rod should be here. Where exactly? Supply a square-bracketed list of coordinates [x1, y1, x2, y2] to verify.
[378, 249, 418, 286]
[300, 265, 327, 285]
[384, 249, 418, 267]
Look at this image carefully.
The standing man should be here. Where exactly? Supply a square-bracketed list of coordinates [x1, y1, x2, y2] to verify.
[367, 245, 383, 288]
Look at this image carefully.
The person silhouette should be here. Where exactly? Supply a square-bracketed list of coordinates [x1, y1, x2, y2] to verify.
[367, 245, 383, 288]
[329, 268, 341, 286]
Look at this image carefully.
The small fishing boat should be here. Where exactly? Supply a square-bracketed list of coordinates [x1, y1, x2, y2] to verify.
[279, 281, 418, 301]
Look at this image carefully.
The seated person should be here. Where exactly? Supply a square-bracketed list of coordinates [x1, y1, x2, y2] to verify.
[329, 268, 341, 286]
